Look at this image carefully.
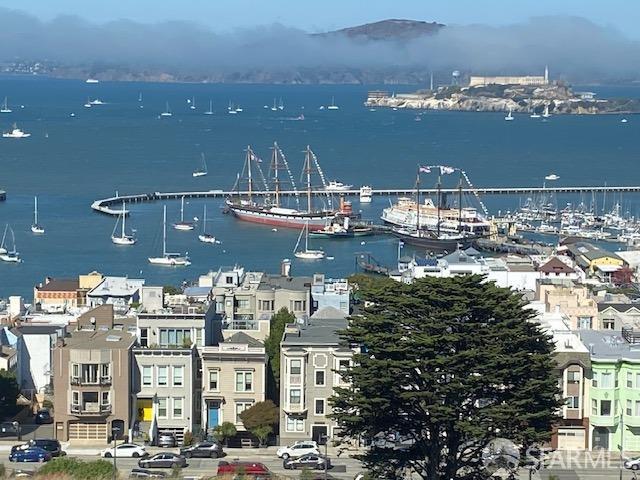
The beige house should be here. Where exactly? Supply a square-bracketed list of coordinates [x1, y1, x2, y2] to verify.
[200, 332, 266, 443]
[52, 306, 136, 442]
[537, 280, 598, 330]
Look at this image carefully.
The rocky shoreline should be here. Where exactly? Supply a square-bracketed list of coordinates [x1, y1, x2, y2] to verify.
[366, 83, 640, 115]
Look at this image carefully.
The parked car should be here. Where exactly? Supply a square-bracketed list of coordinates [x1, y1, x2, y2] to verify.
[138, 453, 187, 469]
[216, 461, 271, 478]
[179, 441, 224, 458]
[276, 441, 319, 459]
[101, 443, 148, 458]
[9, 447, 51, 463]
[0, 421, 21, 438]
[625, 456, 640, 470]
[157, 433, 176, 448]
[284, 453, 331, 470]
[129, 468, 167, 479]
[13, 440, 64, 457]
[34, 410, 53, 425]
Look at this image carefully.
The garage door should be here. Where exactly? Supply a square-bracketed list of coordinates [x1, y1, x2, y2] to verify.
[557, 428, 585, 450]
[68, 422, 107, 440]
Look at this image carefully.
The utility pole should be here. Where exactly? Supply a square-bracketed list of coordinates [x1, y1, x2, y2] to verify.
[112, 425, 120, 480]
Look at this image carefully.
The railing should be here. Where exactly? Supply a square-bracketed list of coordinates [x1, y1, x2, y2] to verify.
[622, 327, 640, 344]
[70, 376, 112, 386]
[70, 403, 112, 415]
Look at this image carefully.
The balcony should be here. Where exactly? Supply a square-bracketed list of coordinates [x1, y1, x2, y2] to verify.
[70, 403, 112, 415]
[283, 402, 307, 414]
[590, 414, 617, 427]
[70, 376, 112, 386]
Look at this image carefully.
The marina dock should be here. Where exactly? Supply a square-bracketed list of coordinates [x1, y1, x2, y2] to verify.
[92, 185, 640, 215]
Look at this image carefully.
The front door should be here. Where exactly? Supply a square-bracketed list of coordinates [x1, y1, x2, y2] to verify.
[312, 425, 328, 445]
[592, 427, 609, 450]
[208, 401, 220, 429]
[137, 399, 153, 421]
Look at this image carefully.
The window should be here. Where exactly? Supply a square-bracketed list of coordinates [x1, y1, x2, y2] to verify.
[140, 328, 148, 347]
[72, 391, 79, 405]
[72, 363, 79, 379]
[159, 329, 191, 347]
[173, 398, 183, 419]
[592, 399, 597, 416]
[315, 399, 325, 415]
[225, 276, 233, 284]
[603, 319, 615, 330]
[290, 359, 302, 375]
[158, 366, 168, 386]
[578, 317, 592, 329]
[292, 300, 306, 312]
[235, 371, 253, 392]
[259, 300, 274, 311]
[600, 400, 612, 416]
[102, 391, 110, 406]
[566, 396, 579, 409]
[338, 359, 350, 371]
[101, 364, 110, 379]
[235, 402, 253, 423]
[566, 371, 580, 384]
[600, 372, 612, 388]
[157, 398, 168, 419]
[208, 370, 219, 391]
[628, 400, 633, 416]
[628, 372, 633, 388]
[636, 401, 640, 417]
[286, 416, 305, 432]
[289, 389, 301, 405]
[196, 328, 203, 347]
[172, 366, 184, 387]
[142, 366, 152, 387]
[235, 299, 250, 309]
[315, 370, 326, 386]
[592, 373, 598, 388]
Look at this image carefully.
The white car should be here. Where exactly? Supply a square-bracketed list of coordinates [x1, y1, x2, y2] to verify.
[625, 456, 640, 470]
[276, 441, 319, 459]
[101, 443, 148, 458]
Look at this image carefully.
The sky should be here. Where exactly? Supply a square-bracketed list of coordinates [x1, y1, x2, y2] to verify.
[10, 0, 640, 38]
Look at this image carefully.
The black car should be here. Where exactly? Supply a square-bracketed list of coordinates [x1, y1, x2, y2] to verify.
[138, 453, 187, 469]
[25, 439, 63, 457]
[0, 421, 21, 438]
[283, 453, 331, 470]
[129, 468, 167, 479]
[179, 441, 224, 458]
[34, 410, 53, 425]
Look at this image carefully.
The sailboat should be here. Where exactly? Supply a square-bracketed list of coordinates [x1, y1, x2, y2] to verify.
[542, 104, 551, 118]
[504, 108, 514, 121]
[228, 101, 237, 114]
[148, 206, 191, 266]
[111, 202, 136, 245]
[294, 221, 325, 259]
[198, 205, 216, 243]
[190, 97, 196, 110]
[173, 196, 195, 231]
[31, 197, 45, 234]
[204, 100, 213, 115]
[160, 102, 172, 117]
[0, 224, 8, 254]
[1, 97, 12, 113]
[192, 153, 208, 178]
[327, 97, 339, 110]
[271, 98, 278, 111]
[530, 106, 541, 118]
[278, 98, 284, 110]
[0, 226, 21, 263]
[84, 97, 92, 108]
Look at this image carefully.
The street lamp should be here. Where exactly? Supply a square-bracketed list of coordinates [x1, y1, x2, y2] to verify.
[111, 425, 121, 480]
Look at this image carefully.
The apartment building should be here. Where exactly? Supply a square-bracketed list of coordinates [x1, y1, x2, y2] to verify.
[52, 306, 136, 441]
[200, 332, 266, 440]
[279, 307, 358, 445]
[33, 272, 104, 313]
[537, 280, 598, 330]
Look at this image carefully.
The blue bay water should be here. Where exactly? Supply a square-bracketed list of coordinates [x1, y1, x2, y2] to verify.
[0, 76, 639, 298]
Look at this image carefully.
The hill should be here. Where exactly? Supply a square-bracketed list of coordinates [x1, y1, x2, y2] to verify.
[316, 19, 444, 41]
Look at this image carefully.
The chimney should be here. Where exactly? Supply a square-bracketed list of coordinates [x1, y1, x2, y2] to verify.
[281, 258, 291, 278]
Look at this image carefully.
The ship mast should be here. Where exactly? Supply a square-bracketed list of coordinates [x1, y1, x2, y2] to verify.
[436, 174, 442, 237]
[304, 146, 312, 213]
[246, 146, 253, 203]
[458, 171, 463, 234]
[271, 142, 280, 207]
[416, 170, 421, 236]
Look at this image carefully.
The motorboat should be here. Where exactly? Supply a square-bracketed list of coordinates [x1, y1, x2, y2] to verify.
[545, 174, 560, 181]
[89, 99, 105, 105]
[3, 124, 31, 138]
[325, 181, 353, 191]
[85, 78, 99, 84]
[359, 186, 373, 203]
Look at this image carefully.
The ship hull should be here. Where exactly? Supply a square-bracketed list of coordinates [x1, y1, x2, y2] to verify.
[227, 204, 333, 231]
[392, 230, 476, 253]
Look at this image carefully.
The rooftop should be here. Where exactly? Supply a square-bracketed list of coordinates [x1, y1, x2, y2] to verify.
[282, 308, 348, 346]
[35, 278, 79, 292]
[578, 329, 640, 361]
[61, 327, 136, 350]
[538, 257, 576, 274]
[225, 331, 264, 348]
[258, 274, 311, 292]
[87, 276, 145, 298]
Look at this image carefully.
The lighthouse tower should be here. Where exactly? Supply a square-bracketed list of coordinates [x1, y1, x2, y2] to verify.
[544, 65, 549, 84]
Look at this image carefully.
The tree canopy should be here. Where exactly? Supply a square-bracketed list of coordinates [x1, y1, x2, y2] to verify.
[264, 308, 296, 392]
[239, 400, 279, 446]
[331, 274, 561, 480]
[0, 370, 19, 418]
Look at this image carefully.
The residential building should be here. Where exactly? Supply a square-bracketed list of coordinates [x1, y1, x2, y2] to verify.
[535, 313, 591, 450]
[13, 324, 65, 393]
[310, 274, 350, 315]
[537, 280, 598, 330]
[578, 328, 640, 451]
[87, 276, 145, 313]
[34, 278, 85, 313]
[566, 242, 625, 278]
[279, 307, 358, 445]
[137, 311, 206, 349]
[52, 306, 136, 441]
[0, 345, 17, 373]
[139, 286, 164, 313]
[200, 332, 266, 442]
[538, 257, 582, 281]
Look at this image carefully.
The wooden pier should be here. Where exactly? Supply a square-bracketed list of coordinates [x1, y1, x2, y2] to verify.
[91, 185, 640, 215]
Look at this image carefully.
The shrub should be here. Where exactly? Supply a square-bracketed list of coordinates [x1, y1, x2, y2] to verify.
[37, 457, 114, 479]
[42, 399, 54, 410]
[183, 430, 193, 446]
[213, 421, 237, 447]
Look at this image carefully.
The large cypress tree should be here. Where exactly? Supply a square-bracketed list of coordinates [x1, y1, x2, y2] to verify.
[331, 274, 561, 480]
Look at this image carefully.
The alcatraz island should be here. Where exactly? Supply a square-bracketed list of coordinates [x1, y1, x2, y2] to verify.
[366, 67, 640, 115]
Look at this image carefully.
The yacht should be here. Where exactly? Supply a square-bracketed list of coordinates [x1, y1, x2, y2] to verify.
[1, 97, 12, 113]
[89, 99, 105, 106]
[111, 201, 136, 245]
[325, 181, 353, 192]
[545, 174, 560, 181]
[192, 153, 208, 178]
[204, 100, 214, 115]
[327, 97, 339, 110]
[0, 226, 21, 263]
[148, 206, 191, 266]
[160, 102, 172, 117]
[294, 221, 325, 260]
[31, 197, 45, 234]
[173, 196, 195, 231]
[0, 224, 8, 254]
[84, 98, 92, 108]
[504, 108, 514, 121]
[85, 78, 99, 84]
[621, 118, 628, 124]
[198, 205, 216, 243]
[359, 186, 373, 203]
[3, 124, 31, 138]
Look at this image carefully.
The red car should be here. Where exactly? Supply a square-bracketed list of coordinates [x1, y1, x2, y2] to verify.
[216, 461, 271, 478]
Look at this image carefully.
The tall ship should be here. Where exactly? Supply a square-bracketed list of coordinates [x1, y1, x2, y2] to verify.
[225, 143, 336, 230]
[384, 166, 491, 251]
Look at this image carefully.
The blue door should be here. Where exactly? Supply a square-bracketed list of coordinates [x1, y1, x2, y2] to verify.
[208, 402, 219, 428]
